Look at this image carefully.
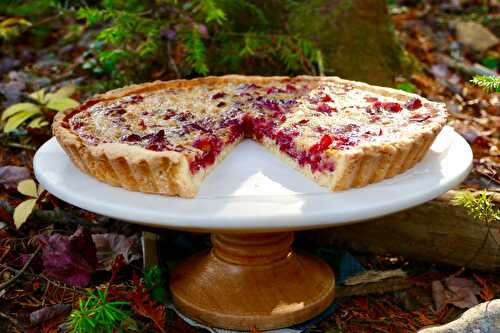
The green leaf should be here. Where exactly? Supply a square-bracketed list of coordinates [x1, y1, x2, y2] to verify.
[481, 57, 498, 70]
[13, 198, 37, 229]
[396, 82, 417, 93]
[17, 179, 38, 197]
[27, 116, 48, 129]
[46, 97, 80, 112]
[1, 103, 40, 121]
[3, 109, 39, 133]
[29, 89, 46, 104]
[471, 75, 500, 93]
[49, 84, 77, 99]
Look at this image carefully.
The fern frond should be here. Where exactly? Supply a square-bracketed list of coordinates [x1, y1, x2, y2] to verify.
[184, 27, 209, 75]
[199, 0, 227, 25]
[470, 75, 500, 92]
[77, 7, 112, 25]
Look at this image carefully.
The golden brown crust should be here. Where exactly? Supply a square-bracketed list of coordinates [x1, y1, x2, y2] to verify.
[53, 75, 447, 198]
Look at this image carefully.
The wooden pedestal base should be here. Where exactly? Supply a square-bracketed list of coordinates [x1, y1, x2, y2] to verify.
[170, 232, 335, 330]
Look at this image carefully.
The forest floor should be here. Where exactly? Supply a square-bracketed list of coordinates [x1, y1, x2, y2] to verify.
[0, 1, 499, 332]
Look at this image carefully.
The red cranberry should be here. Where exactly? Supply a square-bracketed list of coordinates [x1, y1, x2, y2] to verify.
[212, 92, 226, 99]
[163, 110, 176, 120]
[297, 119, 309, 125]
[310, 135, 332, 153]
[185, 123, 210, 133]
[190, 135, 223, 173]
[410, 113, 431, 122]
[237, 83, 260, 91]
[72, 122, 83, 130]
[406, 98, 422, 110]
[286, 84, 297, 92]
[317, 103, 336, 114]
[257, 99, 281, 112]
[149, 130, 165, 143]
[217, 101, 226, 107]
[138, 119, 146, 130]
[382, 102, 402, 113]
[322, 94, 333, 102]
[127, 95, 144, 104]
[266, 87, 285, 94]
[280, 115, 286, 123]
[364, 96, 378, 102]
[175, 113, 192, 122]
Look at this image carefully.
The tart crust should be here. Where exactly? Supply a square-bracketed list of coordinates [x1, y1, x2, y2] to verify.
[53, 75, 447, 198]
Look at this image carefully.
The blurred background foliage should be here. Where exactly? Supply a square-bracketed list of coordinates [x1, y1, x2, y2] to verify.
[1, 0, 323, 87]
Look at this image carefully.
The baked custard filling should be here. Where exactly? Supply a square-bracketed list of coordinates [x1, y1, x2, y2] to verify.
[67, 78, 445, 175]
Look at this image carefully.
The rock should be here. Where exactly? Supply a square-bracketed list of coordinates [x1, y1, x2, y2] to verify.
[455, 21, 499, 52]
[418, 299, 500, 333]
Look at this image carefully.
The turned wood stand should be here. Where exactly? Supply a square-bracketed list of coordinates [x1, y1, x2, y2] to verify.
[171, 232, 335, 330]
[34, 127, 471, 330]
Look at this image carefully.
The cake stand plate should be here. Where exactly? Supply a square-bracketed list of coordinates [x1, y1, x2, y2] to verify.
[34, 126, 472, 330]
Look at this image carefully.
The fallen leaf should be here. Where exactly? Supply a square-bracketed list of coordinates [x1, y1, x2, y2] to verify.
[0, 165, 30, 190]
[30, 304, 71, 326]
[37, 226, 97, 287]
[13, 198, 37, 229]
[46, 97, 79, 112]
[91, 233, 141, 270]
[129, 273, 167, 333]
[432, 277, 480, 311]
[17, 179, 38, 197]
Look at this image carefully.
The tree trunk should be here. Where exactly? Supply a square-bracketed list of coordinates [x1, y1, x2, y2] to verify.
[253, 0, 413, 86]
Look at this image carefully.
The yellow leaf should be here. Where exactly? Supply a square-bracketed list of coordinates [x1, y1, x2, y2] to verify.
[13, 198, 37, 229]
[1, 103, 40, 121]
[29, 89, 46, 104]
[50, 84, 77, 99]
[3, 109, 39, 133]
[27, 116, 46, 129]
[0, 18, 31, 28]
[17, 179, 38, 197]
[46, 97, 79, 112]
[37, 184, 45, 197]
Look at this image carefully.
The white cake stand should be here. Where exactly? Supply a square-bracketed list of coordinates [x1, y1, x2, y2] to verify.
[34, 126, 472, 330]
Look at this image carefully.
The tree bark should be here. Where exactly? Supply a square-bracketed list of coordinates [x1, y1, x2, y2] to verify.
[301, 191, 500, 271]
[251, 0, 413, 86]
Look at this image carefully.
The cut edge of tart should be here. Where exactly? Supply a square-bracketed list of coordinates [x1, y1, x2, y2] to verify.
[53, 75, 447, 198]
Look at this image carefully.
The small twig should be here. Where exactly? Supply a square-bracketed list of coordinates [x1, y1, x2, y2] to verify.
[166, 40, 181, 79]
[0, 246, 40, 291]
[4, 142, 37, 151]
[0, 311, 24, 330]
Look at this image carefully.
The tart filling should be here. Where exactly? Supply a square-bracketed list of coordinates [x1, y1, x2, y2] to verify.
[54, 75, 447, 197]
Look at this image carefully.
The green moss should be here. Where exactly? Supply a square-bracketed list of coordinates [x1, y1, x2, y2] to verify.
[286, 0, 413, 86]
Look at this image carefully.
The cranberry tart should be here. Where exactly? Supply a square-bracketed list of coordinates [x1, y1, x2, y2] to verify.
[53, 75, 447, 198]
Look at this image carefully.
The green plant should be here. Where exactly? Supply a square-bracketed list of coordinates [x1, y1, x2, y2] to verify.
[396, 82, 417, 93]
[75, 0, 322, 80]
[13, 179, 45, 229]
[1, 85, 79, 133]
[470, 75, 500, 92]
[453, 191, 500, 266]
[453, 191, 500, 226]
[68, 288, 137, 333]
[0, 17, 32, 40]
[144, 266, 168, 304]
